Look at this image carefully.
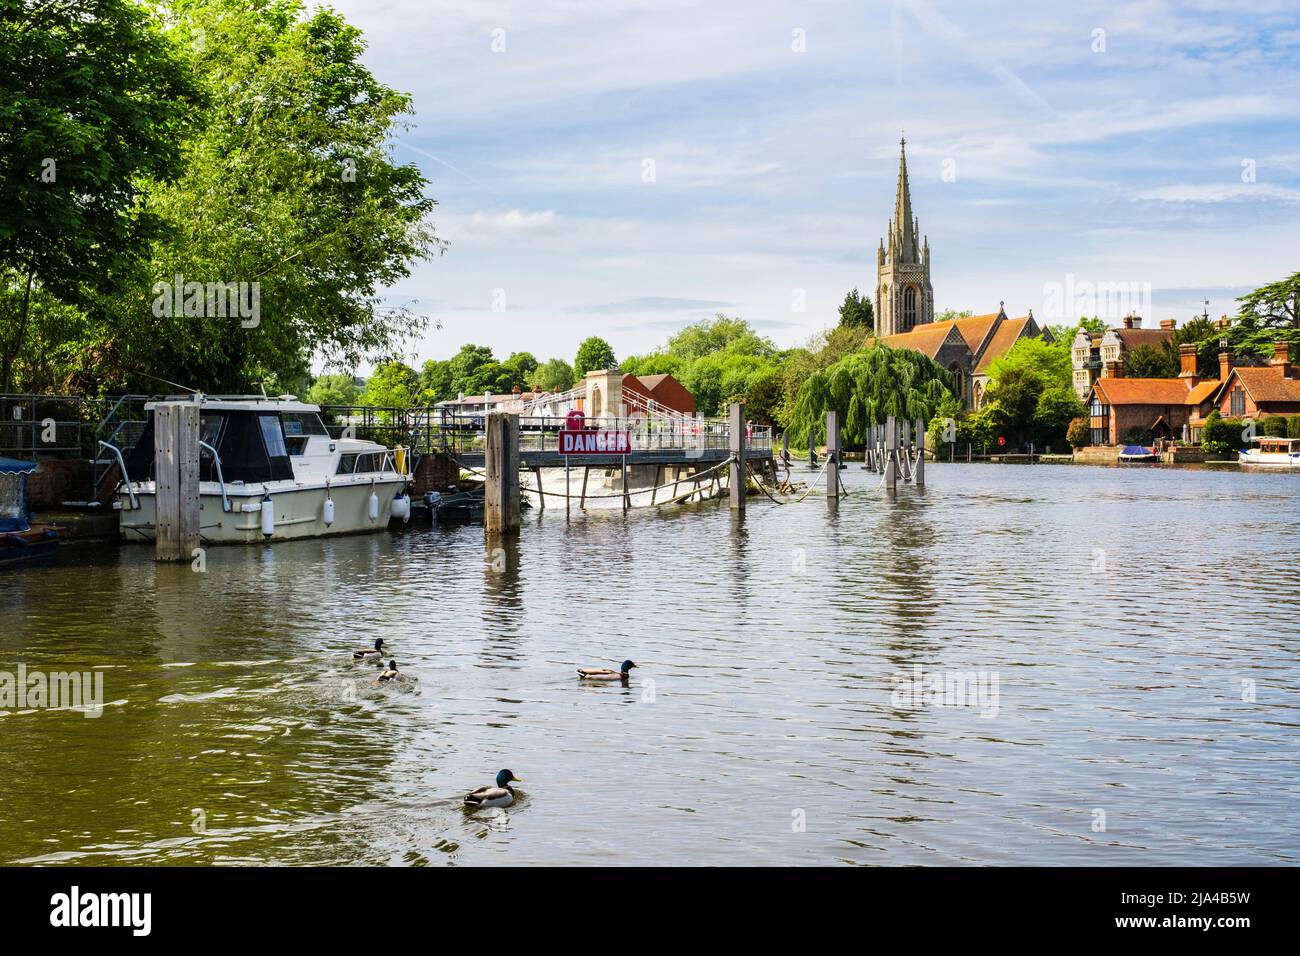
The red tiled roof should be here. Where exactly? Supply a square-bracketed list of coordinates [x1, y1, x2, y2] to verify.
[1231, 366, 1300, 403]
[975, 317, 1032, 372]
[875, 323, 959, 359]
[1183, 380, 1220, 405]
[1092, 377, 1194, 405]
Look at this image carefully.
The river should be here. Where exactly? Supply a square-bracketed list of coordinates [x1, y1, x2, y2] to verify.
[2, 463, 1297, 865]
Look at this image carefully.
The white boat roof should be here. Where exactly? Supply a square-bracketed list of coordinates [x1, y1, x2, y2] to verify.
[1249, 436, 1299, 445]
[143, 394, 323, 413]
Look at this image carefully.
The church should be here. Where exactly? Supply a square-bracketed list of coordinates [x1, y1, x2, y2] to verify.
[869, 139, 1049, 409]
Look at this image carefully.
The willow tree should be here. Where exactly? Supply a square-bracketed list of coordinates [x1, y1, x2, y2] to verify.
[787, 342, 954, 448]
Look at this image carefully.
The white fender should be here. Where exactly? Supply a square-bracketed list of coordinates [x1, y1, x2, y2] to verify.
[323, 496, 335, 527]
[368, 491, 379, 522]
[391, 493, 410, 522]
[260, 495, 275, 537]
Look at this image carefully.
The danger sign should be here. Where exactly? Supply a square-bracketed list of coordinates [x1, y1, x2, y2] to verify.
[559, 430, 631, 454]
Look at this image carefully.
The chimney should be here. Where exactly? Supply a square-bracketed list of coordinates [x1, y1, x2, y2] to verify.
[1103, 361, 1123, 379]
[1271, 341, 1293, 378]
[1122, 314, 1141, 329]
[1219, 351, 1232, 383]
[1178, 343, 1198, 385]
[1160, 318, 1176, 331]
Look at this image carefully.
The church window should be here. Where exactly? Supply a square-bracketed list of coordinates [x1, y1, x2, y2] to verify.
[903, 286, 917, 330]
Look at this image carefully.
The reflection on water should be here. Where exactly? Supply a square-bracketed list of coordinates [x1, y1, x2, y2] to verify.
[2, 464, 1298, 865]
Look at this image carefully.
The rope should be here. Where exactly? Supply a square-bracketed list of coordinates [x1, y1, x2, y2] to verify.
[744, 458, 830, 505]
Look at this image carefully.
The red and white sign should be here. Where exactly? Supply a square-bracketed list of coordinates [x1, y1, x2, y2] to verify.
[559, 429, 631, 455]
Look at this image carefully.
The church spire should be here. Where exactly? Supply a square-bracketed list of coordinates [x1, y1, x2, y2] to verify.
[892, 137, 918, 264]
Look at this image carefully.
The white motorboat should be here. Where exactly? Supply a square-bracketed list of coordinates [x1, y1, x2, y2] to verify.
[106, 395, 411, 544]
[1238, 436, 1300, 468]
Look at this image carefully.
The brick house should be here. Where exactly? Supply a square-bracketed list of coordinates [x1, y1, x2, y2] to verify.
[1208, 342, 1300, 420]
[622, 373, 695, 415]
[1072, 315, 1178, 400]
[1087, 344, 1221, 445]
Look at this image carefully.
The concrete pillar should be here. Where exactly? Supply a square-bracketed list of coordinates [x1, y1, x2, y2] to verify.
[729, 402, 745, 511]
[826, 409, 839, 500]
[484, 412, 520, 536]
[153, 402, 200, 562]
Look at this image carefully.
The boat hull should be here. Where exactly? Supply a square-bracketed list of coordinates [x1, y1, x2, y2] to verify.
[118, 479, 408, 544]
[1238, 452, 1300, 467]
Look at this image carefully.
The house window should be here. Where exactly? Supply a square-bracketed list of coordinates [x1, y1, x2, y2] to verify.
[903, 286, 917, 330]
[1230, 386, 1245, 417]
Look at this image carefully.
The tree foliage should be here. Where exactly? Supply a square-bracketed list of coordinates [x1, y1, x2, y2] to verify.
[786, 343, 954, 449]
[574, 335, 616, 378]
[838, 288, 873, 330]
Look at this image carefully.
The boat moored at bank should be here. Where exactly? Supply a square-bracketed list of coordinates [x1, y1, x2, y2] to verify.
[1239, 436, 1300, 468]
[109, 395, 410, 544]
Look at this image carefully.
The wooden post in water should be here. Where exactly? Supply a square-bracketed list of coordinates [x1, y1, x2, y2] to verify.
[914, 417, 925, 486]
[826, 409, 840, 500]
[621, 454, 630, 512]
[535, 466, 545, 511]
[580, 465, 589, 509]
[484, 411, 520, 536]
[565, 457, 570, 516]
[729, 402, 745, 511]
[153, 401, 200, 562]
[884, 415, 897, 494]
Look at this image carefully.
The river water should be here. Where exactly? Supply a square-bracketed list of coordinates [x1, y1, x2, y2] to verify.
[2, 463, 1297, 866]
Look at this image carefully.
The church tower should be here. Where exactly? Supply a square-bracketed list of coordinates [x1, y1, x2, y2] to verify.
[875, 138, 933, 336]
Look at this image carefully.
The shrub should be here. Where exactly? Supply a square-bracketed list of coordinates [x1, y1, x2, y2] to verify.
[1288, 415, 1300, 439]
[1261, 415, 1289, 437]
[1066, 416, 1090, 448]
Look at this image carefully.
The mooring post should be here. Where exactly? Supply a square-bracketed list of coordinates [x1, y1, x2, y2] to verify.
[484, 411, 520, 536]
[565, 456, 570, 516]
[884, 415, 898, 493]
[580, 465, 589, 508]
[729, 402, 745, 511]
[535, 466, 544, 511]
[153, 401, 200, 562]
[621, 454, 630, 512]
[826, 409, 840, 500]
[914, 417, 925, 486]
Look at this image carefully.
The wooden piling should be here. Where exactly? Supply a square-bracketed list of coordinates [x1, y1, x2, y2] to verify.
[153, 401, 200, 562]
[884, 415, 897, 493]
[580, 466, 589, 509]
[826, 409, 840, 500]
[484, 411, 520, 536]
[535, 466, 544, 511]
[914, 417, 925, 486]
[729, 402, 745, 511]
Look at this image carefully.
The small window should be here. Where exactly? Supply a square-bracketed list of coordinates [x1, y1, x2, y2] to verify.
[282, 412, 328, 437]
[1230, 387, 1245, 417]
[259, 415, 287, 458]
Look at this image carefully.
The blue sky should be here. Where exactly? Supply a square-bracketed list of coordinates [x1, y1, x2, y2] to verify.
[324, 0, 1300, 371]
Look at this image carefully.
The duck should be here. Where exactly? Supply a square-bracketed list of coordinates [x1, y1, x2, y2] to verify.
[577, 660, 637, 682]
[373, 660, 403, 684]
[353, 638, 384, 661]
[464, 769, 521, 809]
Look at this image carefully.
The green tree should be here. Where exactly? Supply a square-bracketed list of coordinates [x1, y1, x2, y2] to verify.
[936, 309, 974, 323]
[532, 357, 575, 392]
[985, 365, 1044, 448]
[1122, 342, 1177, 378]
[1035, 386, 1086, 445]
[574, 335, 616, 377]
[360, 361, 418, 408]
[787, 343, 954, 449]
[0, 0, 200, 391]
[838, 289, 874, 330]
[1238, 271, 1300, 329]
[306, 373, 360, 407]
[985, 336, 1073, 389]
[54, 0, 443, 393]
[664, 314, 776, 361]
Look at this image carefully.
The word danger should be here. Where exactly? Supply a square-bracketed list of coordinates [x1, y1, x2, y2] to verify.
[559, 430, 631, 454]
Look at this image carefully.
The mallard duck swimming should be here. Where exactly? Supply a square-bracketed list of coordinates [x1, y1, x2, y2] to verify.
[353, 638, 384, 661]
[577, 660, 637, 681]
[373, 659, 402, 684]
[464, 769, 521, 809]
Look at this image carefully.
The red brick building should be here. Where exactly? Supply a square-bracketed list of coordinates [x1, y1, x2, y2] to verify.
[1209, 342, 1300, 419]
[621, 373, 695, 415]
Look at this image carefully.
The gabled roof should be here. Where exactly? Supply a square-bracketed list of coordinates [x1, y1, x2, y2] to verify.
[975, 316, 1033, 372]
[1216, 366, 1300, 404]
[1184, 380, 1220, 406]
[876, 322, 967, 359]
[1091, 377, 1194, 405]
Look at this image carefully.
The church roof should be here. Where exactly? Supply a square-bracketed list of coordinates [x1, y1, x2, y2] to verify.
[876, 322, 962, 359]
[974, 316, 1035, 372]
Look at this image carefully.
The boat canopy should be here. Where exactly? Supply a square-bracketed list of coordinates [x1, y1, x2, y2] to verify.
[0, 458, 35, 533]
[125, 409, 295, 483]
[1120, 445, 1152, 456]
